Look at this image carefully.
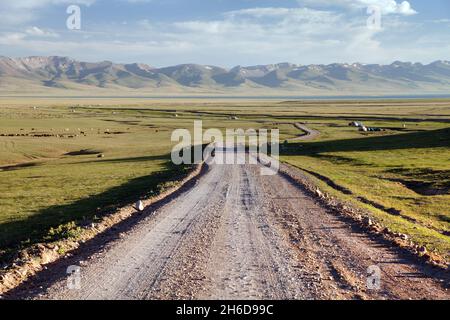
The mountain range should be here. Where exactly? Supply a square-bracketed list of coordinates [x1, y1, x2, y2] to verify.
[1, 56, 449, 96]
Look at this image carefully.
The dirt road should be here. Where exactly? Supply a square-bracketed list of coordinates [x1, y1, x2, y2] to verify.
[8, 149, 449, 300]
[292, 123, 320, 141]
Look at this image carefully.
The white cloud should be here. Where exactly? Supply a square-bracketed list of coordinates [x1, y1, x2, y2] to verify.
[431, 19, 450, 23]
[0, 3, 445, 67]
[298, 0, 417, 16]
[4, 0, 95, 9]
[0, 33, 27, 45]
[225, 7, 341, 23]
[26, 26, 59, 38]
[0, 0, 96, 25]
[394, 1, 417, 15]
[0, 6, 353, 65]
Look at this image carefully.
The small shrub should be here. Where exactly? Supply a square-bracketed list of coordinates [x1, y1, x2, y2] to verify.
[45, 222, 83, 242]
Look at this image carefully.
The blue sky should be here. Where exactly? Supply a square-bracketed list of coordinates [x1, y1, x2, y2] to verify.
[0, 0, 448, 67]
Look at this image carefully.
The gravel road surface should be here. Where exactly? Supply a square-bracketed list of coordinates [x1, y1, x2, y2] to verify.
[8, 149, 448, 300]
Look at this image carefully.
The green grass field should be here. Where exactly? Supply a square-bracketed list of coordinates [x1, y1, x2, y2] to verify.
[0, 102, 192, 257]
[0, 98, 449, 260]
[283, 128, 449, 255]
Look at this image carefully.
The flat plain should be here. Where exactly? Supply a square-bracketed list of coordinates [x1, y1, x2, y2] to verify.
[0, 98, 449, 264]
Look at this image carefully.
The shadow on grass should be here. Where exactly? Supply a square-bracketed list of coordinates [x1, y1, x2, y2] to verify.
[283, 128, 450, 155]
[4, 163, 210, 300]
[0, 157, 193, 259]
[76, 154, 169, 165]
[0, 162, 40, 172]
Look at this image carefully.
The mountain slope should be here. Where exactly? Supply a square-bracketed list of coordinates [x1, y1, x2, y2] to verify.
[0, 56, 449, 95]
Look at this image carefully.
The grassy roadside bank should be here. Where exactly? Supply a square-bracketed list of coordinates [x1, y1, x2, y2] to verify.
[282, 127, 450, 260]
[0, 159, 194, 262]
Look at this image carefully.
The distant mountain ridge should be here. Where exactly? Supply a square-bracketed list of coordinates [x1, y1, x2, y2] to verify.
[1, 56, 449, 95]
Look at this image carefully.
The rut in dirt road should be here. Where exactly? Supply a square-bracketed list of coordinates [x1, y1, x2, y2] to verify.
[198, 166, 314, 300]
[7, 151, 449, 300]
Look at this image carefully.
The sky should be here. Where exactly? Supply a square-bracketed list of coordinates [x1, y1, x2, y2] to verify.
[0, 0, 448, 67]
